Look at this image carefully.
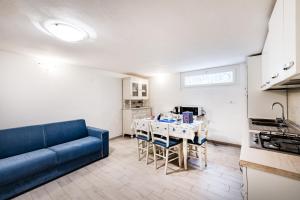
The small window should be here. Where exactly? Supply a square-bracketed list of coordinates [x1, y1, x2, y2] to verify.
[181, 66, 236, 88]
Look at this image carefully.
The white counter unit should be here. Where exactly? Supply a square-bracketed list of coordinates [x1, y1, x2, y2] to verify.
[122, 107, 151, 137]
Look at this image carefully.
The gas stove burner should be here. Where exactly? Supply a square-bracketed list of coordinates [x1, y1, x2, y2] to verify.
[285, 140, 300, 145]
[260, 134, 271, 141]
[264, 141, 280, 150]
[249, 131, 300, 155]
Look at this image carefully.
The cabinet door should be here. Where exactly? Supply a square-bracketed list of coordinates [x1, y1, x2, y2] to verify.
[131, 81, 139, 99]
[262, 35, 271, 89]
[283, 0, 296, 78]
[141, 83, 148, 99]
[268, 0, 284, 84]
[261, 36, 269, 89]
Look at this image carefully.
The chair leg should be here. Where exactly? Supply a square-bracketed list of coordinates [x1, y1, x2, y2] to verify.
[195, 146, 199, 158]
[141, 141, 144, 155]
[153, 145, 157, 169]
[137, 139, 141, 161]
[165, 148, 169, 175]
[204, 143, 207, 167]
[146, 142, 149, 165]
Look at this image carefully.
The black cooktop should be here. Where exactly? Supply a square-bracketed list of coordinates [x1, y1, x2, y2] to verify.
[250, 132, 300, 155]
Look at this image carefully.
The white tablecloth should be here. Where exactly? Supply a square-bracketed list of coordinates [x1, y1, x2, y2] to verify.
[132, 119, 205, 140]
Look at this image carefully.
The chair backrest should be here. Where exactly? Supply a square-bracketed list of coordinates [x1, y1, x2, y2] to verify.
[169, 123, 191, 138]
[200, 119, 209, 138]
[134, 119, 151, 140]
[150, 121, 170, 146]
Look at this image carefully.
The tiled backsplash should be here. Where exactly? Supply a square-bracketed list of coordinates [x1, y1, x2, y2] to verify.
[288, 89, 300, 125]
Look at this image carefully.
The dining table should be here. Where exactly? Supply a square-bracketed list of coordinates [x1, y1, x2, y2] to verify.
[132, 118, 207, 170]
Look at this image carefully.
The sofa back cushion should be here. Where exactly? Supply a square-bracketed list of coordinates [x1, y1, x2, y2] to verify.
[44, 119, 88, 147]
[0, 125, 45, 159]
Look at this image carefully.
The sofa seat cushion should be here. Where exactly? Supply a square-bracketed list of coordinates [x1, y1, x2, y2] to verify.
[188, 135, 207, 145]
[49, 136, 102, 164]
[0, 149, 56, 186]
[153, 138, 182, 148]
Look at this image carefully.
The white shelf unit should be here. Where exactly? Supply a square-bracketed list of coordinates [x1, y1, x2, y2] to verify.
[122, 107, 152, 137]
[122, 77, 151, 137]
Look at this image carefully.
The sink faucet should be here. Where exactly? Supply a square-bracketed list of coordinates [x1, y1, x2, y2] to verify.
[272, 102, 285, 122]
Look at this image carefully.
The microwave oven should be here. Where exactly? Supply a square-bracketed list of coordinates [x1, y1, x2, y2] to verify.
[173, 106, 205, 116]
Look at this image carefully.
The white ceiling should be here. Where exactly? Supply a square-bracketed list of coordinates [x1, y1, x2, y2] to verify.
[0, 0, 275, 76]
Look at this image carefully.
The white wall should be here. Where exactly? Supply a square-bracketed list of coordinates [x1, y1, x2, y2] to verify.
[288, 89, 300, 125]
[150, 64, 248, 145]
[0, 51, 123, 138]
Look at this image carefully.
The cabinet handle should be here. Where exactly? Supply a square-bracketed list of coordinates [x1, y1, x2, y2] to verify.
[283, 61, 295, 71]
[266, 81, 270, 84]
[272, 73, 279, 79]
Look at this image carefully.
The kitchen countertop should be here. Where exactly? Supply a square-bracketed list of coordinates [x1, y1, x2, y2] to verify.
[240, 119, 300, 181]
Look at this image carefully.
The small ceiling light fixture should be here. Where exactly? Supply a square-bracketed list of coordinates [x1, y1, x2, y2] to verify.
[44, 20, 89, 42]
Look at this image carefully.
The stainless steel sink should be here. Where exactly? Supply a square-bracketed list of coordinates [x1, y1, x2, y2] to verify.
[251, 118, 277, 123]
[250, 118, 287, 128]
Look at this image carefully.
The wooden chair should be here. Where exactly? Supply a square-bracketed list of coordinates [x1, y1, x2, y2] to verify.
[188, 121, 208, 167]
[135, 119, 152, 164]
[150, 121, 182, 175]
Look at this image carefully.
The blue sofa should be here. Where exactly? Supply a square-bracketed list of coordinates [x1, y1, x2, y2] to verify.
[0, 119, 109, 200]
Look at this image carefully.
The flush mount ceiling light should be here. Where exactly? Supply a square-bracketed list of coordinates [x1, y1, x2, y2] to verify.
[44, 20, 89, 42]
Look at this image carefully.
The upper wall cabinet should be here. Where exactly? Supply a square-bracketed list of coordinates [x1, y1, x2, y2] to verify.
[123, 77, 149, 100]
[261, 0, 300, 90]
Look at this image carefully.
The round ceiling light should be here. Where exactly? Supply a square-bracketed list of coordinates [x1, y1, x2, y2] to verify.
[44, 20, 89, 42]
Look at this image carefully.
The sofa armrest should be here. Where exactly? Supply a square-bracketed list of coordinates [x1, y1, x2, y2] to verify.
[87, 126, 109, 157]
[87, 126, 107, 138]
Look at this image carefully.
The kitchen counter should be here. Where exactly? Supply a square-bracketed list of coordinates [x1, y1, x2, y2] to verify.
[240, 120, 300, 181]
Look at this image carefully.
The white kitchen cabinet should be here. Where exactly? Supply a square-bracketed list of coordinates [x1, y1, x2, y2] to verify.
[261, 34, 271, 88]
[261, 0, 300, 90]
[247, 56, 287, 118]
[282, 0, 297, 79]
[244, 167, 300, 200]
[123, 77, 149, 100]
[122, 108, 151, 137]
[270, 0, 285, 84]
[261, 0, 284, 89]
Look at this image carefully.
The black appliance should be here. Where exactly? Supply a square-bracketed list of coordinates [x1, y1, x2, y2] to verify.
[173, 106, 205, 116]
[174, 106, 180, 114]
[181, 106, 199, 116]
[249, 131, 300, 155]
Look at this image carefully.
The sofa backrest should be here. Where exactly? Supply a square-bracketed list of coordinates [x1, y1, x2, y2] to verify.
[0, 125, 45, 159]
[44, 119, 88, 147]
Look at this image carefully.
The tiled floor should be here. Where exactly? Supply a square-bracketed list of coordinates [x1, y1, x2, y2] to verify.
[15, 137, 242, 200]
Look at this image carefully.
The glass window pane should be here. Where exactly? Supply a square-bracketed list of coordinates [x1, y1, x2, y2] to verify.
[182, 68, 235, 87]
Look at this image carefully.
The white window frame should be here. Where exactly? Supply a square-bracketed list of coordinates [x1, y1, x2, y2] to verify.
[180, 66, 237, 88]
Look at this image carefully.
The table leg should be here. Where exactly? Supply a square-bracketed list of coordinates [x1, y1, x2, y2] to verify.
[183, 138, 188, 170]
[178, 143, 183, 168]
